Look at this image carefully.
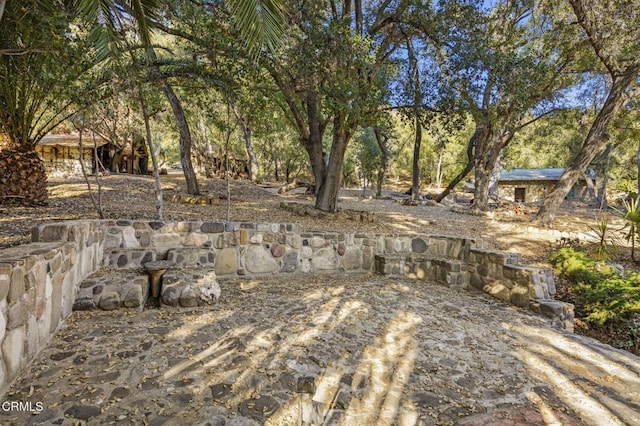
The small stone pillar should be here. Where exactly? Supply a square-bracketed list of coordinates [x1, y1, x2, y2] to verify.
[143, 260, 176, 307]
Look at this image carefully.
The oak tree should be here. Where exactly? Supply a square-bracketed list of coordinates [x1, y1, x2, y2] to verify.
[536, 0, 640, 222]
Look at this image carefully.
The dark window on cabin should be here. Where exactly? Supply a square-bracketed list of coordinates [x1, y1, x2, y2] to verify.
[515, 187, 525, 202]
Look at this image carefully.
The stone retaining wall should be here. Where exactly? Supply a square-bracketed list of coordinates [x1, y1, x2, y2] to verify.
[101, 220, 572, 328]
[0, 219, 573, 397]
[100, 221, 478, 277]
[0, 221, 103, 397]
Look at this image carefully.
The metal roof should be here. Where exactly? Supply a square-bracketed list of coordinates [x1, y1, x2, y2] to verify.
[38, 133, 109, 148]
[499, 168, 566, 181]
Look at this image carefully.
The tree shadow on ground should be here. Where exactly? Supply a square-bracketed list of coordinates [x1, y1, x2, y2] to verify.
[4, 274, 640, 425]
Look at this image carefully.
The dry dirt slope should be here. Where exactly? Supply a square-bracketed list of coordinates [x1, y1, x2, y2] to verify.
[0, 172, 600, 263]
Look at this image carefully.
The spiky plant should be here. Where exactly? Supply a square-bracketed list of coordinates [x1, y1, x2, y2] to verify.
[585, 216, 621, 261]
[614, 196, 640, 261]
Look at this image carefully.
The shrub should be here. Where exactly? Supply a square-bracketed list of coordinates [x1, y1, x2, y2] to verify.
[551, 248, 640, 325]
[614, 178, 636, 194]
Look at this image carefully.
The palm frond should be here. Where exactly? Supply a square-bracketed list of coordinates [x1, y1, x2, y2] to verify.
[227, 0, 285, 57]
[74, 0, 160, 60]
[126, 0, 161, 47]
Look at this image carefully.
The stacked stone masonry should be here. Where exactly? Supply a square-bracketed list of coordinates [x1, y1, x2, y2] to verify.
[0, 221, 104, 399]
[0, 219, 573, 398]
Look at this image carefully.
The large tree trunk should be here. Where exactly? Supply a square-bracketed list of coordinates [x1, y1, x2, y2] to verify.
[0, 145, 48, 205]
[436, 121, 490, 203]
[265, 64, 338, 206]
[536, 72, 636, 223]
[162, 82, 200, 195]
[407, 36, 422, 201]
[302, 134, 325, 191]
[315, 121, 352, 212]
[302, 95, 327, 195]
[411, 118, 422, 201]
[473, 168, 491, 211]
[488, 152, 502, 201]
[148, 47, 199, 195]
[471, 115, 493, 211]
[232, 103, 259, 182]
[473, 130, 511, 212]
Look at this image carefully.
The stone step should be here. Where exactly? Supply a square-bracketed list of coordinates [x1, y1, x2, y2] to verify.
[73, 268, 222, 311]
[73, 271, 150, 311]
[375, 253, 428, 276]
[160, 269, 221, 307]
[374, 254, 469, 290]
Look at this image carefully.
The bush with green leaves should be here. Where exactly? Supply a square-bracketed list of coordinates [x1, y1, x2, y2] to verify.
[551, 248, 640, 325]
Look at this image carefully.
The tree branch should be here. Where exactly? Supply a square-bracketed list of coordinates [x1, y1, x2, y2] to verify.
[568, 0, 617, 76]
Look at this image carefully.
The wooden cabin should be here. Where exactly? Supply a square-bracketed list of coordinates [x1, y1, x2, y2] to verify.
[37, 134, 110, 175]
[37, 134, 149, 175]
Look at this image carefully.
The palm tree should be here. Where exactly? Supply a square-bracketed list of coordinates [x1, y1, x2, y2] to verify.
[0, 0, 283, 204]
[74, 0, 162, 59]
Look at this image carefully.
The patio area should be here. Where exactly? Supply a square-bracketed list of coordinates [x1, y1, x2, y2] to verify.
[2, 273, 639, 425]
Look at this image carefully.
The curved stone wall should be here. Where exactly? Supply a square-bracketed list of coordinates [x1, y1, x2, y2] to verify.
[0, 219, 573, 397]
